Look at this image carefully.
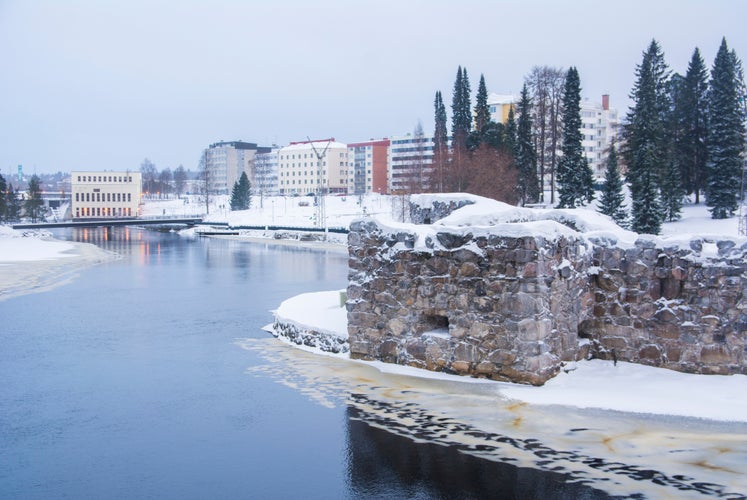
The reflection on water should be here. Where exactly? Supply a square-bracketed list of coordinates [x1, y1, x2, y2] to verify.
[241, 338, 747, 499]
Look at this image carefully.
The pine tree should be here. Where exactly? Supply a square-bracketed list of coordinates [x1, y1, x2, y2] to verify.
[624, 39, 670, 234]
[432, 90, 448, 192]
[556, 67, 594, 208]
[515, 84, 539, 204]
[598, 141, 627, 225]
[230, 171, 251, 211]
[474, 74, 490, 132]
[0, 174, 6, 222]
[676, 48, 709, 204]
[24, 174, 44, 222]
[706, 38, 746, 219]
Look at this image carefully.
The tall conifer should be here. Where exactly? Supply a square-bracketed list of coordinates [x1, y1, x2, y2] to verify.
[706, 38, 746, 219]
[515, 84, 539, 204]
[624, 40, 670, 234]
[432, 90, 448, 192]
[676, 48, 709, 203]
[556, 67, 594, 208]
[598, 141, 627, 226]
[474, 74, 490, 132]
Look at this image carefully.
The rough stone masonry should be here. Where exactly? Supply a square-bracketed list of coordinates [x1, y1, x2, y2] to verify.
[346, 199, 747, 385]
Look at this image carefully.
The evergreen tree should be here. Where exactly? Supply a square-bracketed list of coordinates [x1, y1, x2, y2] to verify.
[0, 174, 6, 222]
[6, 184, 22, 222]
[450, 66, 472, 152]
[474, 74, 490, 132]
[515, 84, 539, 204]
[24, 174, 44, 222]
[706, 38, 746, 219]
[230, 172, 252, 210]
[598, 141, 627, 225]
[676, 48, 709, 203]
[504, 106, 517, 156]
[432, 90, 448, 192]
[556, 67, 594, 208]
[624, 39, 670, 234]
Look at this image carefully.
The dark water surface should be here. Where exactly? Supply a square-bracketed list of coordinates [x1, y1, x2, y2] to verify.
[0, 228, 623, 498]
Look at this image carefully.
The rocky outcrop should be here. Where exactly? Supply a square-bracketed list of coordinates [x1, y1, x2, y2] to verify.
[347, 213, 747, 385]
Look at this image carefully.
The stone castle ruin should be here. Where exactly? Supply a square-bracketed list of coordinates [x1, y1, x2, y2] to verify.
[346, 194, 747, 385]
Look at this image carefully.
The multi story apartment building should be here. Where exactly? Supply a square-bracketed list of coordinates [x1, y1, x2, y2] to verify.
[277, 139, 348, 196]
[488, 93, 518, 124]
[253, 147, 279, 198]
[581, 95, 619, 178]
[347, 139, 390, 195]
[202, 141, 271, 195]
[71, 171, 142, 219]
[388, 133, 434, 194]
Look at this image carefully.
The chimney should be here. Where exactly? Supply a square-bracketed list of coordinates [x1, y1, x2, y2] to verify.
[602, 94, 610, 111]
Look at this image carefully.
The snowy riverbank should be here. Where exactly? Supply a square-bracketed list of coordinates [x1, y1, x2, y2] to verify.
[0, 226, 116, 302]
[271, 289, 747, 423]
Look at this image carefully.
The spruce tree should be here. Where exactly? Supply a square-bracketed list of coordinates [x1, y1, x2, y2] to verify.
[598, 141, 627, 225]
[432, 90, 448, 192]
[515, 84, 539, 204]
[474, 74, 490, 132]
[0, 174, 6, 222]
[706, 38, 746, 219]
[556, 67, 594, 208]
[24, 174, 44, 222]
[230, 172, 251, 211]
[504, 106, 517, 156]
[676, 48, 709, 203]
[624, 40, 670, 234]
[449, 66, 472, 191]
[450, 66, 472, 152]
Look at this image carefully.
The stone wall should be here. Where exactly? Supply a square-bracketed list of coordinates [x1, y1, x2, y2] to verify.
[581, 237, 747, 375]
[347, 219, 592, 385]
[347, 219, 747, 385]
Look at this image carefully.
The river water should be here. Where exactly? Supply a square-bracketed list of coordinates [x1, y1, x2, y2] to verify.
[1, 227, 745, 499]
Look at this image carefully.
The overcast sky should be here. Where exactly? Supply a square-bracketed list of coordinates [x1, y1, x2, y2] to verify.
[1, 0, 745, 176]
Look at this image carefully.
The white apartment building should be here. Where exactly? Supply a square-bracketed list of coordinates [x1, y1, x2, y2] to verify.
[253, 147, 279, 197]
[581, 95, 619, 178]
[277, 139, 348, 196]
[71, 171, 142, 219]
[388, 133, 434, 193]
[203, 141, 271, 195]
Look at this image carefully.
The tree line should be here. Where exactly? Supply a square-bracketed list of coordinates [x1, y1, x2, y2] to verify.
[0, 173, 45, 223]
[416, 37, 745, 235]
[139, 158, 190, 198]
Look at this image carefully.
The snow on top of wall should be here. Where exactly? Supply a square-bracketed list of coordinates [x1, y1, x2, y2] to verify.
[398, 194, 747, 257]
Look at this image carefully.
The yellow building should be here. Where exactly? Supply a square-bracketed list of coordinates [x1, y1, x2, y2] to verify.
[487, 93, 517, 124]
[71, 171, 142, 219]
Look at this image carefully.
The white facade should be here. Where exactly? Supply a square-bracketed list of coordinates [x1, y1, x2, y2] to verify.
[581, 95, 619, 178]
[277, 139, 348, 195]
[253, 148, 279, 197]
[203, 141, 269, 195]
[388, 133, 434, 193]
[71, 171, 142, 219]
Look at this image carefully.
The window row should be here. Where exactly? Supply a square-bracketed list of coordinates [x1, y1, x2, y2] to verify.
[77, 175, 133, 183]
[75, 207, 134, 217]
[76, 192, 133, 203]
[279, 179, 348, 186]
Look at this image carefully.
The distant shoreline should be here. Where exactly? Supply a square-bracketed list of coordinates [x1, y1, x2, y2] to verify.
[198, 233, 348, 254]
